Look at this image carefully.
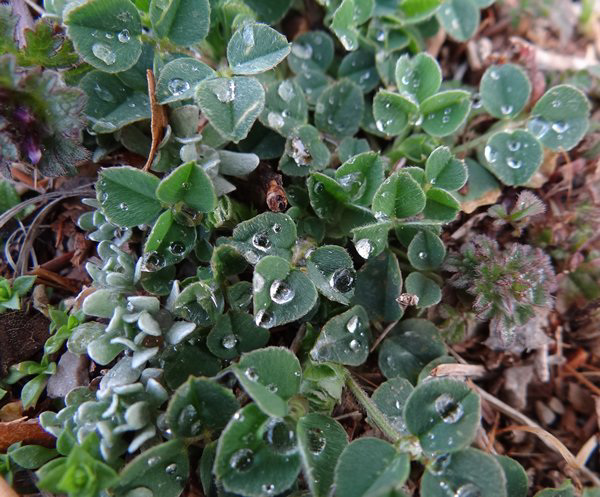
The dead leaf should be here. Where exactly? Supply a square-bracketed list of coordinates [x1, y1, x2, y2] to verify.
[0, 419, 55, 451]
[143, 69, 168, 172]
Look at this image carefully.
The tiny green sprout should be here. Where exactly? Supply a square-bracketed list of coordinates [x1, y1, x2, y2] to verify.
[0, 275, 35, 313]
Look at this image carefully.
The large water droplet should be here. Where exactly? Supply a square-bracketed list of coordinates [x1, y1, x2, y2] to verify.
[329, 268, 355, 293]
[94, 83, 115, 103]
[454, 483, 481, 497]
[339, 34, 356, 51]
[355, 239, 373, 259]
[490, 70, 500, 80]
[169, 241, 186, 255]
[508, 140, 521, 152]
[268, 112, 285, 129]
[307, 427, 326, 455]
[255, 309, 274, 328]
[253, 273, 265, 293]
[552, 121, 569, 133]
[263, 418, 297, 455]
[346, 315, 360, 333]
[242, 24, 255, 51]
[338, 172, 366, 201]
[434, 393, 464, 424]
[252, 231, 271, 251]
[230, 448, 254, 472]
[429, 453, 452, 475]
[292, 42, 312, 59]
[349, 339, 361, 352]
[506, 157, 522, 169]
[222, 334, 237, 349]
[529, 116, 550, 138]
[165, 463, 178, 475]
[270, 279, 295, 304]
[92, 43, 116, 65]
[118, 29, 130, 43]
[278, 80, 295, 102]
[178, 404, 197, 428]
[244, 367, 258, 382]
[500, 104, 513, 115]
[484, 145, 497, 163]
[215, 79, 235, 103]
[168, 78, 190, 96]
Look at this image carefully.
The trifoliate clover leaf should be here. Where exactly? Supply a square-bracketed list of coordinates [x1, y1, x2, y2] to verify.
[480, 64, 531, 119]
[436, 0, 480, 42]
[395, 52, 442, 103]
[149, 0, 210, 46]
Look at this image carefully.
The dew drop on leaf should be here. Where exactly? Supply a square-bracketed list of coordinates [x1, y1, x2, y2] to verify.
[169, 241, 186, 255]
[215, 80, 236, 103]
[242, 24, 255, 51]
[272, 223, 282, 233]
[118, 29, 130, 43]
[253, 273, 265, 293]
[375, 120, 385, 132]
[490, 70, 500, 80]
[484, 145, 497, 163]
[147, 456, 161, 466]
[262, 483, 276, 495]
[92, 43, 116, 65]
[178, 404, 197, 428]
[252, 231, 271, 251]
[229, 448, 254, 472]
[165, 463, 177, 475]
[506, 157, 522, 169]
[307, 427, 327, 455]
[263, 418, 297, 455]
[507, 141, 521, 152]
[552, 121, 569, 133]
[346, 315, 360, 333]
[418, 251, 427, 259]
[349, 339, 360, 351]
[267, 112, 285, 129]
[529, 116, 550, 138]
[329, 268, 355, 293]
[270, 279, 295, 304]
[376, 30, 385, 41]
[339, 34, 356, 51]
[454, 483, 481, 497]
[254, 309, 274, 328]
[442, 116, 450, 124]
[434, 393, 464, 424]
[500, 104, 513, 115]
[277, 80, 295, 102]
[94, 84, 115, 103]
[266, 383, 278, 393]
[244, 367, 259, 382]
[292, 42, 312, 59]
[222, 334, 237, 349]
[429, 453, 451, 475]
[355, 239, 373, 259]
[168, 78, 190, 96]
[552, 100, 561, 108]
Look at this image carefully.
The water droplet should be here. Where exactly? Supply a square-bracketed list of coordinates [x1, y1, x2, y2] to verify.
[165, 463, 177, 475]
[230, 448, 253, 472]
[484, 145, 497, 163]
[169, 241, 186, 255]
[472, 93, 482, 109]
[442, 116, 450, 124]
[168, 78, 190, 96]
[454, 483, 481, 497]
[266, 383, 278, 393]
[349, 339, 360, 351]
[253, 273, 265, 293]
[105, 32, 114, 39]
[307, 427, 326, 455]
[376, 30, 385, 41]
[552, 121, 569, 133]
[215, 79, 235, 103]
[147, 456, 161, 466]
[329, 268, 355, 293]
[339, 34, 356, 51]
[346, 315, 360, 333]
[255, 309, 274, 328]
[118, 29, 130, 43]
[355, 239, 373, 259]
[270, 279, 295, 304]
[552, 99, 561, 108]
[429, 453, 451, 476]
[314, 182, 324, 194]
[508, 141, 521, 152]
[506, 157, 522, 169]
[500, 104, 513, 115]
[233, 412, 244, 422]
[375, 120, 386, 132]
[451, 19, 459, 30]
[418, 251, 427, 259]
[242, 24, 255, 51]
[434, 393, 464, 424]
[277, 80, 295, 102]
[244, 367, 258, 382]
[292, 42, 312, 59]
[92, 43, 116, 65]
[529, 116, 550, 138]
[262, 484, 276, 495]
[222, 334, 237, 349]
[252, 231, 271, 251]
[263, 418, 297, 455]
[268, 112, 285, 129]
[490, 70, 500, 80]
[272, 223, 282, 234]
[444, 107, 452, 115]
[94, 83, 115, 102]
[119, 202, 128, 210]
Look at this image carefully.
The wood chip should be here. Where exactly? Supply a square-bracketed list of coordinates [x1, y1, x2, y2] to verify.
[430, 363, 487, 378]
[143, 69, 168, 172]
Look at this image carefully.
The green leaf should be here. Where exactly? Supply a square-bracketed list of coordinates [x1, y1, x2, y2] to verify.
[480, 64, 531, 119]
[372, 172, 426, 219]
[260, 79, 308, 136]
[288, 30, 334, 74]
[336, 151, 384, 206]
[144, 210, 197, 267]
[12, 275, 36, 296]
[495, 455, 528, 497]
[156, 57, 215, 104]
[253, 255, 318, 329]
[315, 79, 364, 138]
[196, 76, 265, 142]
[483, 130, 543, 186]
[436, 0, 480, 41]
[280, 124, 331, 176]
[372, 377, 414, 435]
[242, 0, 293, 23]
[229, 212, 297, 263]
[80, 71, 150, 133]
[310, 306, 370, 366]
[351, 220, 393, 260]
[334, 438, 410, 497]
[534, 481, 575, 497]
[423, 188, 461, 221]
[528, 84, 590, 151]
[64, 0, 142, 72]
[22, 374, 49, 409]
[232, 347, 302, 417]
[9, 445, 58, 469]
[407, 230, 446, 270]
[420, 90, 471, 137]
[155, 161, 217, 212]
[332, 0, 359, 51]
[425, 146, 467, 191]
[150, 0, 210, 46]
[398, 0, 442, 23]
[215, 403, 301, 497]
[395, 53, 441, 103]
[378, 318, 445, 383]
[206, 311, 269, 359]
[338, 49, 379, 93]
[352, 250, 404, 321]
[405, 272, 441, 308]
[0, 179, 20, 215]
[297, 414, 348, 497]
[16, 20, 79, 67]
[166, 377, 239, 437]
[421, 448, 507, 497]
[307, 245, 356, 304]
[115, 440, 189, 497]
[455, 158, 501, 213]
[418, 356, 457, 383]
[404, 378, 480, 452]
[339, 137, 371, 163]
[227, 22, 291, 75]
[372, 89, 419, 136]
[96, 166, 161, 227]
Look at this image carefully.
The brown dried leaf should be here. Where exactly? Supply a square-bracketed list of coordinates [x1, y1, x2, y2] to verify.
[143, 69, 168, 172]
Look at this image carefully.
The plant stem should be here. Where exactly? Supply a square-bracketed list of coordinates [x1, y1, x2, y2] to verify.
[344, 371, 401, 443]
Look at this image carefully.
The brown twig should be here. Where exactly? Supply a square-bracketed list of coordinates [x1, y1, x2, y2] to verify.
[143, 69, 168, 172]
